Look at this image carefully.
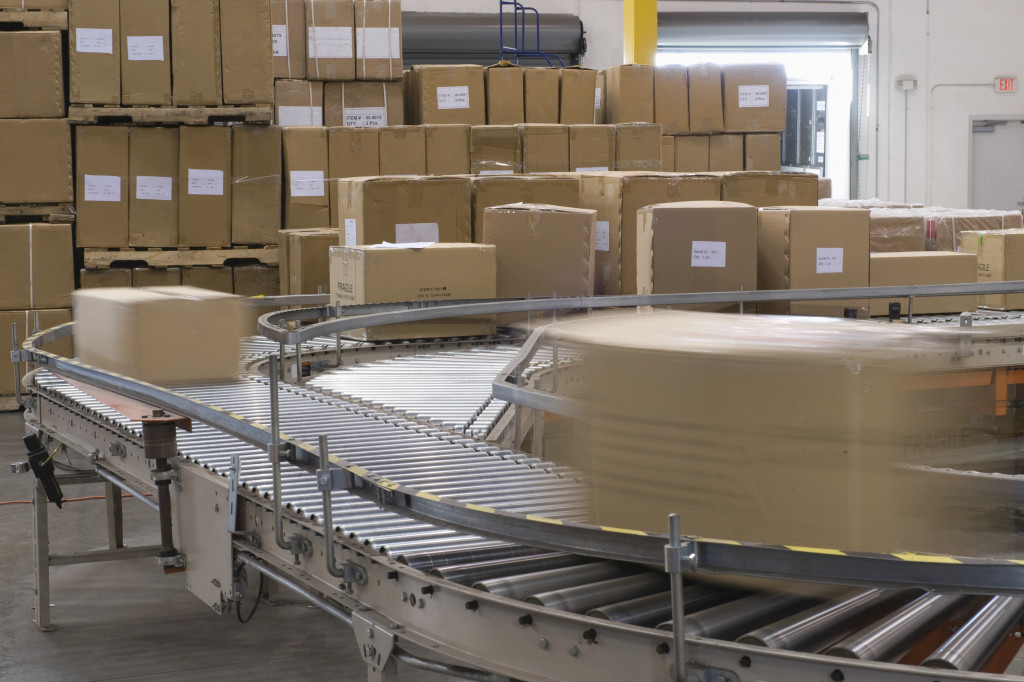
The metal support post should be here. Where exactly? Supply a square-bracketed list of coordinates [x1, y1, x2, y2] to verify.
[666, 513, 686, 682]
[319, 434, 346, 579]
[11, 322, 23, 406]
[268, 354, 293, 553]
[623, 0, 657, 65]
[142, 418, 183, 571]
[33, 480, 54, 631]
[104, 480, 124, 550]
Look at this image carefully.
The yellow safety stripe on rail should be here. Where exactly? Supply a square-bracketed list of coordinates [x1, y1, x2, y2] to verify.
[600, 526, 649, 536]
[466, 503, 496, 513]
[526, 514, 563, 525]
[785, 546, 848, 556]
[416, 491, 442, 502]
[892, 552, 963, 564]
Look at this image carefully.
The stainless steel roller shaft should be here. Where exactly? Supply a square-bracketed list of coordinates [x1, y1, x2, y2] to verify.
[923, 595, 1024, 671]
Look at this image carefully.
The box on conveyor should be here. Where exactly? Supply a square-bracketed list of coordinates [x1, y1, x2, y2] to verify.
[568, 124, 614, 172]
[471, 174, 581, 243]
[674, 135, 710, 172]
[0, 31, 64, 118]
[129, 126, 178, 247]
[171, 0, 222, 105]
[719, 171, 819, 207]
[722, 63, 787, 133]
[603, 64, 653, 124]
[278, 227, 338, 294]
[524, 67, 559, 123]
[519, 124, 569, 174]
[654, 65, 688, 135]
[179, 126, 232, 246]
[406, 64, 485, 125]
[425, 124, 471, 175]
[0, 309, 72, 397]
[76, 125, 130, 247]
[0, 224, 73, 311]
[275, 79, 324, 125]
[559, 67, 597, 125]
[221, 0, 274, 104]
[868, 252, 978, 317]
[324, 80, 402, 127]
[354, 0, 402, 81]
[271, 0, 306, 79]
[485, 62, 524, 125]
[120, 0, 171, 105]
[282, 125, 329, 229]
[378, 125, 426, 176]
[960, 229, 1024, 310]
[334, 176, 473, 245]
[305, 0, 354, 81]
[687, 63, 723, 134]
[70, 0, 121, 104]
[470, 125, 521, 175]
[613, 123, 662, 172]
[232, 125, 282, 245]
[0, 119, 73, 205]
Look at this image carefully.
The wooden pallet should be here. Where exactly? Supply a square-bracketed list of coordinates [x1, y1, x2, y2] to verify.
[83, 246, 279, 269]
[68, 104, 272, 125]
[0, 9, 67, 30]
[0, 395, 23, 412]
[0, 203, 74, 224]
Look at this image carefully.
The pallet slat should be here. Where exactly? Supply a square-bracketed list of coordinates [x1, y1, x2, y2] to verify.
[0, 204, 75, 224]
[68, 105, 272, 125]
[84, 247, 278, 269]
[0, 9, 68, 30]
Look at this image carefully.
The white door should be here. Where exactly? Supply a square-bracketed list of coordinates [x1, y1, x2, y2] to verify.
[971, 120, 1024, 210]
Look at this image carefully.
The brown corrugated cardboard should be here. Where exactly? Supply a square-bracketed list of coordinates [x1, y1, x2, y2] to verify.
[282, 126, 329, 229]
[275, 79, 324, 125]
[232, 125, 282, 245]
[569, 124, 614, 172]
[407, 64, 486, 125]
[614, 123, 662, 171]
[278, 227, 337, 294]
[723, 63, 787, 133]
[133, 267, 182, 287]
[675, 135, 709, 172]
[70, 0, 120, 104]
[595, 70, 606, 124]
[324, 80, 402, 127]
[179, 126, 232, 246]
[579, 172, 721, 296]
[305, 0, 354, 81]
[654, 65, 688, 135]
[0, 32, 64, 117]
[171, 0, 222, 105]
[327, 126, 378, 222]
[0, 309, 71, 396]
[182, 266, 233, 293]
[0, 0, 66, 10]
[120, 0, 171, 105]
[378, 125, 426, 175]
[960, 230, 1024, 310]
[470, 125, 521, 175]
[81, 268, 133, 289]
[934, 211, 1019, 252]
[425, 124, 470, 175]
[471, 175, 581, 243]
[0, 224, 73, 311]
[0, 119, 73, 204]
[271, 0, 306, 79]
[519, 124, 568, 174]
[604, 64, 654, 124]
[221, 0, 274, 104]
[720, 171, 818, 207]
[73, 286, 245, 385]
[335, 176, 473, 245]
[559, 67, 598, 125]
[709, 134, 744, 171]
[354, 0, 401, 80]
[129, 126, 178, 247]
[818, 177, 832, 200]
[637, 201, 757, 311]
[524, 67, 559, 123]
[758, 206, 869, 317]
[76, 125, 129, 247]
[660, 136, 675, 172]
[868, 252, 977, 316]
[745, 133, 781, 171]
[485, 62, 524, 125]
[687, 63, 723, 134]
[330, 243, 496, 340]
[234, 264, 280, 295]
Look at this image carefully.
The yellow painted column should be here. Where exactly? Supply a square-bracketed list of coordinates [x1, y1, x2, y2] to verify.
[623, 0, 658, 65]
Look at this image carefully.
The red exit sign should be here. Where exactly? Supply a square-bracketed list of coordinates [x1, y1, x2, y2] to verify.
[996, 77, 1017, 93]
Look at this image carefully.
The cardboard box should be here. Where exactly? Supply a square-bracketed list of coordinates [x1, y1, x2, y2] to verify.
[330, 243, 496, 340]
[675, 135, 709, 172]
[0, 224, 73, 310]
[569, 124, 614, 172]
[73, 286, 245, 385]
[934, 211, 1020, 252]
[758, 206, 869, 317]
[282, 126, 329, 229]
[482, 204, 596, 324]
[76, 125, 129, 248]
[720, 171, 818, 208]
[232, 125, 282, 245]
[579, 172, 721, 296]
[234, 264, 279, 296]
[614, 123, 662, 171]
[660, 136, 675, 172]
[335, 176, 473, 245]
[604, 64, 654, 124]
[354, 0, 402, 81]
[0, 32, 64, 117]
[470, 125, 521, 175]
[818, 177, 832, 200]
[179, 126, 232, 246]
[278, 227, 337, 294]
[0, 0, 66, 10]
[378, 126, 426, 176]
[133, 267, 182, 287]
[129, 126, 178, 247]
[559, 67, 598, 125]
[485, 62, 525, 125]
[275, 79, 324, 125]
[0, 119, 73, 204]
[745, 133, 781, 171]
[324, 80, 402, 127]
[723, 64, 787, 133]
[868, 210, 928, 252]
[120, 0, 171, 105]
[520, 124, 569, 174]
[688, 63, 724, 134]
[271, 0, 306, 79]
[70, 0, 120, 104]
[0, 309, 72, 396]
[407, 64, 486, 125]
[81, 268, 133, 289]
[960, 230, 1024, 310]
[709, 134, 744, 171]
[524, 67, 559, 123]
[868, 252, 978, 316]
[305, 0, 354, 81]
[425, 124, 470, 175]
[328, 126, 378, 220]
[594, 70, 606, 124]
[654, 65, 689, 135]
[637, 201, 758, 311]
[182, 266, 233, 293]
[471, 175, 581, 243]
[171, 0, 222, 105]
[221, 0, 274, 104]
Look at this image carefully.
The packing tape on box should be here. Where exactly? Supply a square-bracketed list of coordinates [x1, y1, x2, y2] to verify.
[28, 223, 33, 309]
[309, 0, 320, 80]
[284, 0, 293, 78]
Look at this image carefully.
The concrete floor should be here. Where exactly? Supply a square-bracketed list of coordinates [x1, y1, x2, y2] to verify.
[0, 411, 460, 682]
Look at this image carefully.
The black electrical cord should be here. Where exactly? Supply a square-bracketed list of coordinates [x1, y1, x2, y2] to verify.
[235, 564, 264, 624]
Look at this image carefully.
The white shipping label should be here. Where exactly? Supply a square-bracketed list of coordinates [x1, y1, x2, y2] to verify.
[738, 85, 770, 108]
[372, 241, 434, 250]
[126, 35, 164, 61]
[272, 25, 288, 57]
[136, 175, 173, 201]
[594, 86, 602, 109]
[356, 27, 401, 59]
[84, 174, 121, 202]
[277, 105, 323, 126]
[816, 247, 844, 274]
[290, 170, 325, 197]
[188, 169, 224, 196]
[307, 26, 353, 59]
[437, 85, 470, 110]
[595, 221, 610, 253]
[479, 169, 514, 176]
[395, 223, 439, 243]
[76, 27, 113, 54]
[344, 219, 357, 246]
[691, 241, 727, 268]
[344, 107, 387, 128]
[575, 166, 609, 172]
